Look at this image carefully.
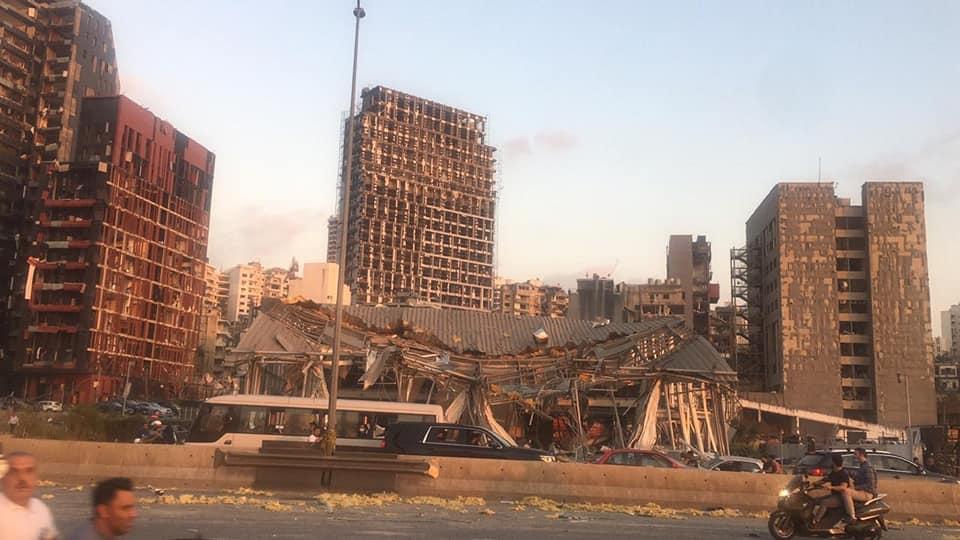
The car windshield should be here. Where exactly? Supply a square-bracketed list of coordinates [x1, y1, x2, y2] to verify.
[797, 455, 826, 468]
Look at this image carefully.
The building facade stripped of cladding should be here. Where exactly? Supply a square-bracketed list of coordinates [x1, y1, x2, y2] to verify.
[0, 0, 118, 394]
[341, 86, 497, 311]
[16, 95, 214, 403]
[733, 182, 936, 427]
[226, 301, 739, 458]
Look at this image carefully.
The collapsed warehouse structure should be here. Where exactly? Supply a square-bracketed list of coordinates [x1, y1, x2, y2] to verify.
[224, 301, 738, 456]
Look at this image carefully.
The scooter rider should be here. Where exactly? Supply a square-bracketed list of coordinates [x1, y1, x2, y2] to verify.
[811, 454, 853, 526]
[841, 448, 877, 519]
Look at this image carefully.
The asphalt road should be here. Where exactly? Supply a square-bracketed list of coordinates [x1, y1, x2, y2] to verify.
[39, 486, 959, 540]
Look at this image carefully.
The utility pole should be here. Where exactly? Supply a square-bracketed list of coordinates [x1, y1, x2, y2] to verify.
[328, 0, 365, 450]
[898, 372, 913, 459]
[121, 360, 132, 416]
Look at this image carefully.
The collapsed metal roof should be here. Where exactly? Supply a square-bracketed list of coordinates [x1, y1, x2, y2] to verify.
[649, 335, 738, 382]
[335, 304, 683, 357]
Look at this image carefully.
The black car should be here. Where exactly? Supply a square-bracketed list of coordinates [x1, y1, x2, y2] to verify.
[383, 422, 556, 462]
[794, 449, 959, 484]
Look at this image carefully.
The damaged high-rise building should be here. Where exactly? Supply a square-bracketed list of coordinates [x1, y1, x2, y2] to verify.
[339, 86, 497, 310]
[0, 0, 119, 396]
[13, 95, 214, 402]
[733, 182, 936, 426]
[667, 235, 719, 336]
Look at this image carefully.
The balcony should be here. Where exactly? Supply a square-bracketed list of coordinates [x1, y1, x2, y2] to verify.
[32, 260, 88, 270]
[43, 198, 96, 208]
[39, 217, 92, 228]
[838, 312, 871, 322]
[840, 356, 872, 366]
[28, 303, 81, 313]
[44, 240, 92, 249]
[841, 400, 873, 411]
[26, 324, 78, 334]
[36, 282, 85, 292]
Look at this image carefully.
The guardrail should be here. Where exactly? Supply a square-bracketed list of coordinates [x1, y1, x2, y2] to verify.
[217, 449, 438, 477]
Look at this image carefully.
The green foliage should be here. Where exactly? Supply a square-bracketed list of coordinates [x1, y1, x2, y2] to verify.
[5, 407, 149, 442]
[64, 405, 107, 441]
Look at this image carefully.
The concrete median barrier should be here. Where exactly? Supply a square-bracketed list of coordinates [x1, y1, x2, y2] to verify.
[0, 436, 251, 488]
[2, 436, 957, 522]
[397, 458, 960, 522]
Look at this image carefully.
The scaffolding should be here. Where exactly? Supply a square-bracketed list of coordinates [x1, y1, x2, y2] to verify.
[730, 246, 764, 391]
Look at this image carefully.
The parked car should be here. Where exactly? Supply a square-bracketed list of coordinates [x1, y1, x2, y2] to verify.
[37, 400, 63, 412]
[794, 449, 960, 484]
[156, 401, 180, 417]
[594, 449, 686, 469]
[135, 402, 173, 417]
[383, 422, 556, 462]
[703, 456, 765, 473]
[96, 400, 135, 415]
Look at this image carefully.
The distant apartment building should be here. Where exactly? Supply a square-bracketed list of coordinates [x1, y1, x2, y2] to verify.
[492, 276, 508, 311]
[542, 285, 570, 318]
[734, 182, 935, 426]
[619, 279, 686, 320]
[13, 95, 214, 403]
[0, 0, 119, 395]
[288, 262, 350, 305]
[203, 263, 226, 313]
[340, 86, 497, 310]
[326, 216, 340, 264]
[667, 235, 720, 335]
[262, 267, 289, 300]
[936, 359, 959, 393]
[942, 304, 960, 358]
[495, 279, 569, 317]
[569, 274, 618, 322]
[198, 263, 228, 377]
[225, 262, 264, 323]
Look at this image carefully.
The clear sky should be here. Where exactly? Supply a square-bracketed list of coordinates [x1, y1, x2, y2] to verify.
[85, 0, 959, 334]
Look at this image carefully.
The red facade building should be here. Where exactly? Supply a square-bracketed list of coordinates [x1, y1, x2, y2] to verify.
[15, 95, 214, 403]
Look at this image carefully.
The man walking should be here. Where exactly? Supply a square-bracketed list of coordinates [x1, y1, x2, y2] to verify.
[0, 451, 60, 539]
[65, 477, 138, 539]
[8, 409, 19, 434]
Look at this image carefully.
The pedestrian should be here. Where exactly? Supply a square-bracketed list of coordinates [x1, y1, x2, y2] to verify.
[0, 451, 59, 540]
[65, 477, 138, 539]
[8, 409, 19, 434]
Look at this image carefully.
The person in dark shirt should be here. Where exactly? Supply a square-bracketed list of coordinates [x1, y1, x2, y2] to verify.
[812, 454, 853, 525]
[840, 448, 877, 520]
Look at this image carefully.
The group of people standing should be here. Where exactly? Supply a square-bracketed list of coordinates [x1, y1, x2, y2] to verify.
[1, 452, 137, 539]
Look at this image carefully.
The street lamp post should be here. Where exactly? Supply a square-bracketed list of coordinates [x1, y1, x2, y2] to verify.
[327, 0, 365, 450]
[897, 372, 913, 461]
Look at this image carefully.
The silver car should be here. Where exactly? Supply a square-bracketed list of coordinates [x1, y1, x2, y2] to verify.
[704, 455, 765, 473]
[38, 400, 63, 412]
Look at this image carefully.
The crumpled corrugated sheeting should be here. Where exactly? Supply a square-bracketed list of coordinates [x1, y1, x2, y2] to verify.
[649, 335, 737, 381]
[333, 304, 683, 357]
[232, 310, 324, 354]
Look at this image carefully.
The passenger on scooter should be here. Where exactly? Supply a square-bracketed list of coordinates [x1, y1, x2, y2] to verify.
[841, 448, 878, 520]
[811, 454, 853, 525]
